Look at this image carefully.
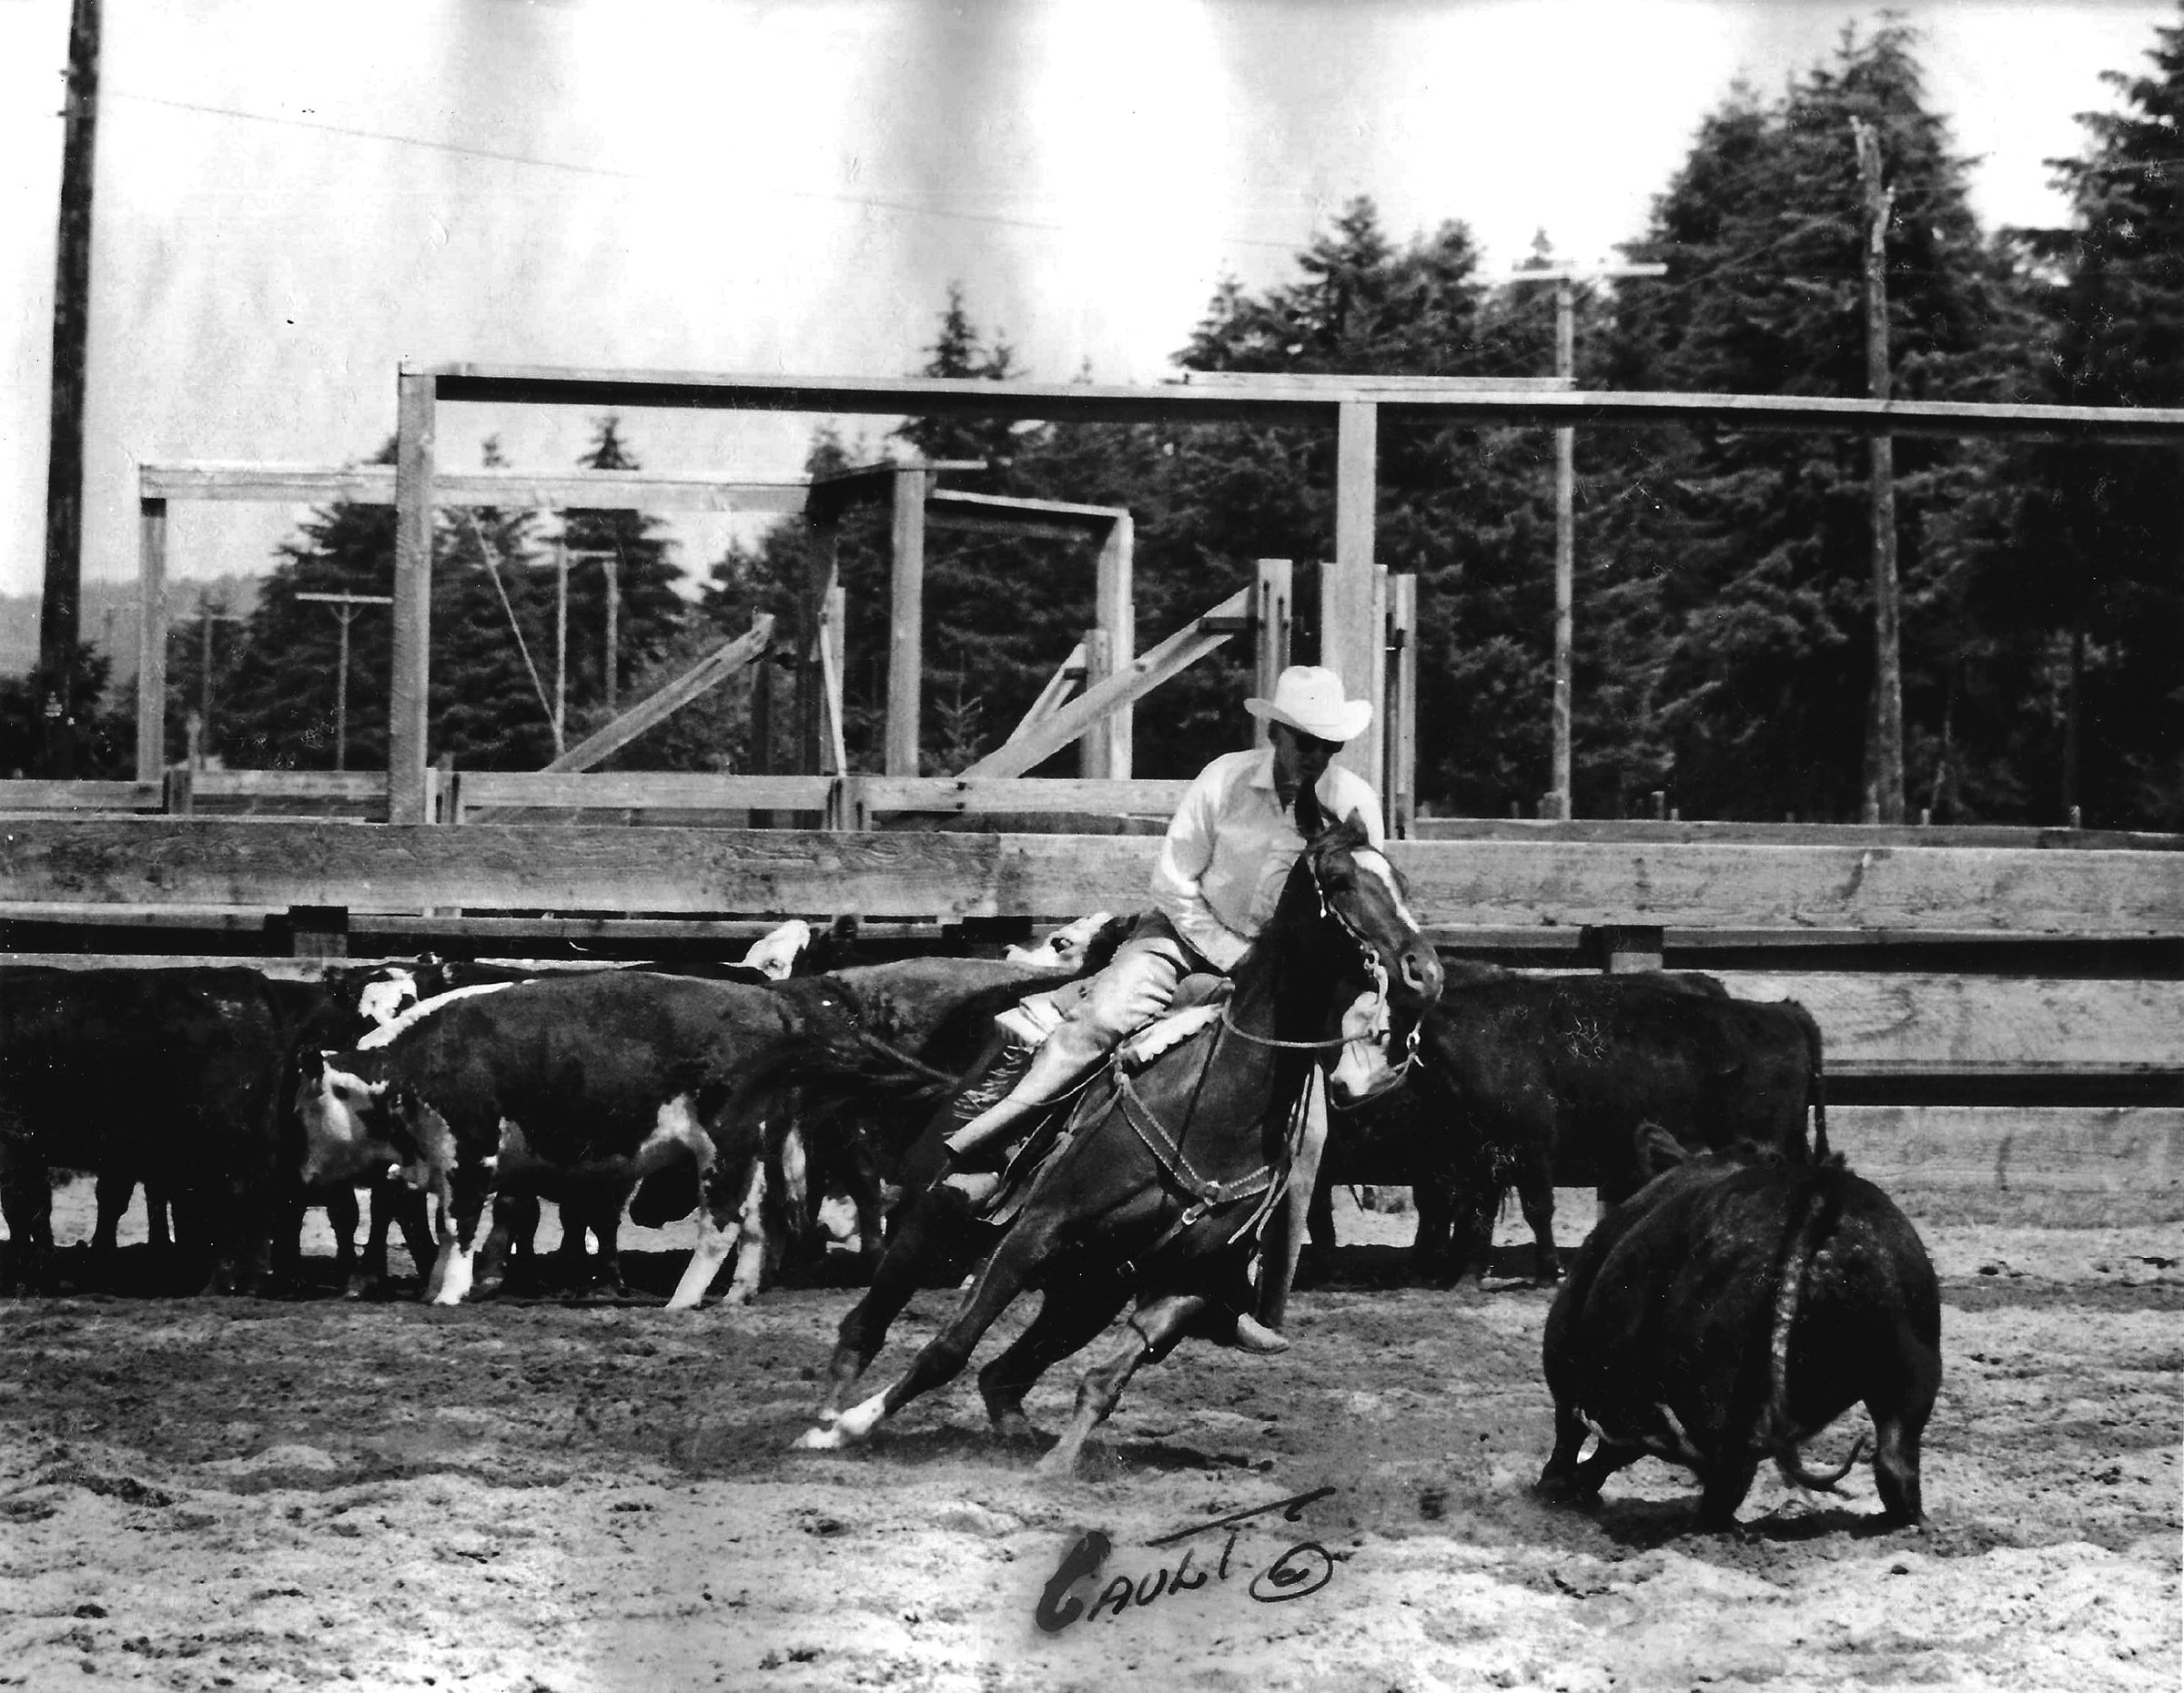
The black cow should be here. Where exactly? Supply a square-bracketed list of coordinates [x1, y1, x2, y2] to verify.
[0, 965, 361, 1293]
[1311, 967, 1825, 1284]
[19, 961, 433, 1296]
[296, 970, 802, 1305]
[1537, 1127, 1941, 1529]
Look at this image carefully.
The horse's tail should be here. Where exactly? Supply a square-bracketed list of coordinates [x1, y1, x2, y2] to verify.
[712, 1029, 963, 1159]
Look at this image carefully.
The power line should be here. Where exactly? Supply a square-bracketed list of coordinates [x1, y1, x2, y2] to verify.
[106, 88, 1306, 253]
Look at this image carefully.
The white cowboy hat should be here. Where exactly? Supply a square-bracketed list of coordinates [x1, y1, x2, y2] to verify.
[1244, 664, 1373, 744]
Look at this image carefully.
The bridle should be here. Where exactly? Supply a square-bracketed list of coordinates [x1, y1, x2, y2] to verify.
[1101, 838, 1420, 1249]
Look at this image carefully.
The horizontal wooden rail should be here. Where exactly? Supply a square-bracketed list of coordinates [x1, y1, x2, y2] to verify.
[1410, 816, 2184, 852]
[139, 462, 811, 514]
[851, 776, 1193, 816]
[0, 780, 163, 812]
[3, 820, 2179, 933]
[420, 364, 2184, 443]
[1720, 972, 2184, 1070]
[1828, 1106, 2180, 1196]
[456, 772, 834, 816]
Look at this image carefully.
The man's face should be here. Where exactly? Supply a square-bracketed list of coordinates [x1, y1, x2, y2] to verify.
[1270, 722, 1343, 794]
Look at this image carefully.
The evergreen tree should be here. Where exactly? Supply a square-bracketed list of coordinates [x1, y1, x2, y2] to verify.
[558, 419, 693, 767]
[0, 640, 127, 777]
[1602, 21, 2032, 820]
[1960, 5, 2184, 826]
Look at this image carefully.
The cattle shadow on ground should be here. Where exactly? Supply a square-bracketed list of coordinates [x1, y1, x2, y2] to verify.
[1563, 1491, 1906, 1551]
[1298, 1242, 1568, 1293]
[827, 1424, 1268, 1476]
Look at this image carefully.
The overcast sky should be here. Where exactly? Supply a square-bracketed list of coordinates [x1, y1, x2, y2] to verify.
[2, 0, 2175, 604]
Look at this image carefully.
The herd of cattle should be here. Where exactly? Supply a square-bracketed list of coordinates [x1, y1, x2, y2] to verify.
[0, 912, 1939, 1526]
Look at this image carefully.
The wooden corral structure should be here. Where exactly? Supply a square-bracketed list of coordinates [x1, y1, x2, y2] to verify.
[7, 367, 2184, 1212]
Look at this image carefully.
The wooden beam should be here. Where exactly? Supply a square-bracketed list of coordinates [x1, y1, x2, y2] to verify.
[1388, 574, 1418, 836]
[1094, 513, 1134, 778]
[1827, 1106, 2182, 1197]
[1177, 370, 1577, 393]
[457, 772, 833, 811]
[1252, 559, 1292, 747]
[818, 586, 847, 781]
[1406, 817, 2184, 850]
[7, 822, 2175, 935]
[1717, 972, 2184, 1070]
[388, 374, 435, 826]
[136, 496, 167, 782]
[957, 588, 1252, 779]
[136, 463, 810, 513]
[1078, 628, 1115, 779]
[1390, 840, 2184, 936]
[925, 489, 1126, 537]
[1000, 641, 1087, 749]
[887, 469, 927, 776]
[0, 779, 161, 812]
[417, 363, 2184, 443]
[537, 615, 774, 774]
[853, 776, 1193, 816]
[804, 458, 984, 524]
[1330, 399, 1381, 786]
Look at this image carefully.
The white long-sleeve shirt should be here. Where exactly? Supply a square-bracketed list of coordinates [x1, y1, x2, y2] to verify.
[1149, 748, 1387, 972]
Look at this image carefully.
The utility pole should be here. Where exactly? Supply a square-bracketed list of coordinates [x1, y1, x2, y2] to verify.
[183, 595, 239, 769]
[1509, 258, 1664, 819]
[296, 591, 392, 770]
[37, 0, 101, 776]
[1854, 117, 1906, 823]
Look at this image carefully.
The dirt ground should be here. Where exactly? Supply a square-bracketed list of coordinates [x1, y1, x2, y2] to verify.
[0, 1182, 2177, 1693]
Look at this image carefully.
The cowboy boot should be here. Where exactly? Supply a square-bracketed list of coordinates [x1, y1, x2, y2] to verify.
[942, 1014, 1116, 1163]
[1228, 1312, 1291, 1354]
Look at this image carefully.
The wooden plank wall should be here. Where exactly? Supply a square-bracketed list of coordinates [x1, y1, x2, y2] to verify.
[4, 819, 2180, 932]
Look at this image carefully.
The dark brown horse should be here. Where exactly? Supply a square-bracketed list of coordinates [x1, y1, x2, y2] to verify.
[792, 797, 1443, 1475]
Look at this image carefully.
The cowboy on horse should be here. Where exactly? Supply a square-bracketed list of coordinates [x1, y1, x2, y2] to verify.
[935, 664, 1390, 1353]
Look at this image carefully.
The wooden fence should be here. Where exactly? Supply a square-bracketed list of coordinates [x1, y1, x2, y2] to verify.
[1, 805, 2177, 1211]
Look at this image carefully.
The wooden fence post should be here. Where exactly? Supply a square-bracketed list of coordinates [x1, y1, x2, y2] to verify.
[1388, 573, 1418, 836]
[388, 372, 436, 826]
[1330, 400, 1382, 783]
[136, 496, 167, 782]
[886, 468, 926, 776]
[1092, 513, 1134, 777]
[1080, 627, 1115, 777]
[1252, 558, 1292, 746]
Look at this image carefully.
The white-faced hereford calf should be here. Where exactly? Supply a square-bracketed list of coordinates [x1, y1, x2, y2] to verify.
[296, 971, 802, 1305]
[1537, 1128, 1941, 1531]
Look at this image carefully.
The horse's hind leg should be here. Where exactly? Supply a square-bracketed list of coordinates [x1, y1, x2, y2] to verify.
[1036, 1292, 1210, 1479]
[978, 1277, 1129, 1440]
[797, 1213, 1058, 1451]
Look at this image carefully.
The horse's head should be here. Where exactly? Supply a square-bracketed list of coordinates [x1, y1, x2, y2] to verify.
[1296, 788, 1443, 1015]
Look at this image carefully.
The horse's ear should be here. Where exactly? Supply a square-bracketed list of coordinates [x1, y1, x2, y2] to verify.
[1293, 779, 1327, 839]
[1334, 807, 1371, 848]
[1633, 1121, 1686, 1180]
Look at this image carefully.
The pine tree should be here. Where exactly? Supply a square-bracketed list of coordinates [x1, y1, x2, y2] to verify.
[1961, 5, 2184, 826]
[557, 419, 692, 767]
[1602, 21, 2032, 820]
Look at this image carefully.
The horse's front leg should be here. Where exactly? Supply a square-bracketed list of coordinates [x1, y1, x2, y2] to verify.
[1258, 1081, 1329, 1330]
[821, 1190, 983, 1419]
[796, 1211, 1059, 1451]
[1035, 1292, 1210, 1478]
